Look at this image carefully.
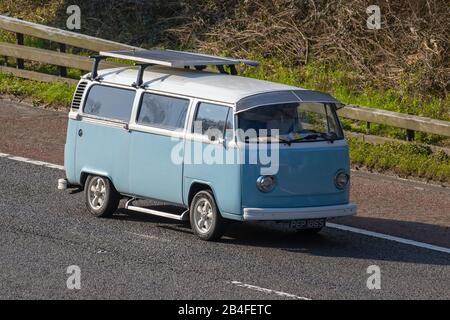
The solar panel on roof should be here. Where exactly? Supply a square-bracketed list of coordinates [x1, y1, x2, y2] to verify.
[99, 49, 259, 68]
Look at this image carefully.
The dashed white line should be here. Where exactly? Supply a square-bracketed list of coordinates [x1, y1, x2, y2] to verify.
[1, 152, 449, 255]
[327, 223, 450, 255]
[229, 281, 311, 300]
[0, 152, 64, 170]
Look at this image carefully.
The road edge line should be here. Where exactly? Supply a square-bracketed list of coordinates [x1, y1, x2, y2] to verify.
[327, 222, 450, 255]
[0, 152, 64, 170]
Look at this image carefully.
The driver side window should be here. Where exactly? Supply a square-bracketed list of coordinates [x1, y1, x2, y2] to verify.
[193, 102, 230, 140]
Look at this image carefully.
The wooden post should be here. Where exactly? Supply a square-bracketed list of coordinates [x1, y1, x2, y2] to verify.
[3, 56, 7, 66]
[16, 32, 24, 69]
[406, 112, 415, 141]
[57, 43, 67, 77]
[366, 122, 371, 134]
[406, 129, 415, 141]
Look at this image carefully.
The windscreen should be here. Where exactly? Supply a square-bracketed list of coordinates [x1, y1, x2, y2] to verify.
[237, 102, 343, 143]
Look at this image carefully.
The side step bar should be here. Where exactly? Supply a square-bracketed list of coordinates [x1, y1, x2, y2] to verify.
[125, 198, 189, 221]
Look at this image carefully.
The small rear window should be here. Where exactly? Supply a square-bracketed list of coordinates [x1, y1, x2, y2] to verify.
[83, 85, 135, 122]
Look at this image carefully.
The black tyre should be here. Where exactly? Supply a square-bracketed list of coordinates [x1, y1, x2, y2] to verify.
[84, 175, 120, 217]
[190, 190, 226, 241]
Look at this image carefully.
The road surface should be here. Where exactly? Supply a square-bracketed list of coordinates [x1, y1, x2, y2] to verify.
[0, 156, 449, 299]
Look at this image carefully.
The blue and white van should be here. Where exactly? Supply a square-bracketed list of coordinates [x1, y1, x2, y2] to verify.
[59, 50, 356, 241]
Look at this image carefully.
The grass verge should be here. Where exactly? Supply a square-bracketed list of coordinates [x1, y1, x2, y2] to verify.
[0, 73, 75, 108]
[349, 138, 450, 184]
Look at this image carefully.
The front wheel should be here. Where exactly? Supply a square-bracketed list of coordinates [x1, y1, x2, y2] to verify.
[190, 190, 226, 241]
[84, 175, 120, 217]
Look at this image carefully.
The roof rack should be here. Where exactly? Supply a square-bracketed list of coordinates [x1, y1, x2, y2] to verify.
[90, 49, 259, 87]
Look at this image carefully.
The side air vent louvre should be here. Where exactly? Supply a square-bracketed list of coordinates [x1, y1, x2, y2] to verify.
[71, 81, 88, 110]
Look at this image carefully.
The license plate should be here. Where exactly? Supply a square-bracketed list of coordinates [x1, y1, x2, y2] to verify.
[289, 219, 326, 229]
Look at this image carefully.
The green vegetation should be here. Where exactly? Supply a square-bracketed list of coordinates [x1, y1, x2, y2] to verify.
[243, 60, 449, 120]
[0, 73, 75, 107]
[349, 138, 450, 184]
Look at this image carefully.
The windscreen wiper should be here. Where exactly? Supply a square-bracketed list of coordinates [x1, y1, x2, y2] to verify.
[267, 135, 292, 145]
[245, 135, 292, 145]
[323, 132, 338, 143]
[288, 132, 338, 144]
[245, 133, 337, 145]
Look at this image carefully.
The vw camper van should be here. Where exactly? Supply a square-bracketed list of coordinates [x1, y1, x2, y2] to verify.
[59, 50, 356, 241]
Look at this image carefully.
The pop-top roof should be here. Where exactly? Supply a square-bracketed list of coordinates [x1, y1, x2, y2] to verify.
[99, 49, 259, 68]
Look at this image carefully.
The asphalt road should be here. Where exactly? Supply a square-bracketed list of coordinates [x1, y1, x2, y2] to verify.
[0, 157, 449, 300]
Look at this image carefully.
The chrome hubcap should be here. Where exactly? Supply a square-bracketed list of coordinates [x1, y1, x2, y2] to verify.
[88, 177, 106, 210]
[194, 199, 213, 234]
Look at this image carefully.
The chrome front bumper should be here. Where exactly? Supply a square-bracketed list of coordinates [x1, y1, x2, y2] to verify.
[243, 203, 357, 221]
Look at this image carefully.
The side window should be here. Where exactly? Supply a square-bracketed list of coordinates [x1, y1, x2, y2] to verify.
[193, 102, 230, 140]
[83, 85, 135, 122]
[137, 93, 189, 131]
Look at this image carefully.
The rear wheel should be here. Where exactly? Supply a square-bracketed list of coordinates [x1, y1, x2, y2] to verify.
[190, 190, 225, 241]
[84, 175, 120, 217]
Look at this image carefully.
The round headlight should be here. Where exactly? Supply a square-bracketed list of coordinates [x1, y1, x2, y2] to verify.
[256, 175, 275, 193]
[335, 171, 350, 189]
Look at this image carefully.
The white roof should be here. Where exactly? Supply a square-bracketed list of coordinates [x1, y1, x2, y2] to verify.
[91, 66, 301, 104]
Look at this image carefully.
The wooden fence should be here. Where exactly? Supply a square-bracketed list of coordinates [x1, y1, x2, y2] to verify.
[0, 15, 449, 143]
[338, 105, 450, 138]
[0, 15, 137, 84]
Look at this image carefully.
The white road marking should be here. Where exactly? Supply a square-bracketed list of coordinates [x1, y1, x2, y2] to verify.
[1, 152, 449, 255]
[327, 223, 450, 255]
[0, 152, 64, 170]
[229, 281, 311, 300]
